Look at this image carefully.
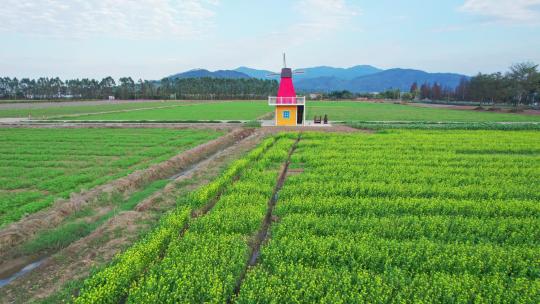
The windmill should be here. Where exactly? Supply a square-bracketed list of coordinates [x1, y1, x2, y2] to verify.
[267, 53, 306, 126]
[266, 54, 305, 77]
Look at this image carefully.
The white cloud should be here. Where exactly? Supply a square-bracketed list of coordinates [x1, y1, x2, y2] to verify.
[200, 0, 361, 71]
[460, 0, 540, 24]
[0, 0, 219, 39]
[255, 0, 360, 50]
[293, 0, 360, 37]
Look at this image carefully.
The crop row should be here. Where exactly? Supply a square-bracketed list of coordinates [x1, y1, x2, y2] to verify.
[74, 134, 296, 303]
[271, 213, 540, 246]
[236, 130, 540, 303]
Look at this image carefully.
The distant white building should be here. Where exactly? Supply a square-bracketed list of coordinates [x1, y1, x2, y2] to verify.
[108, 96, 115, 101]
[309, 93, 322, 100]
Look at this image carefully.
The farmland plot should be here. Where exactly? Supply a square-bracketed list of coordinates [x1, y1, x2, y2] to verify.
[0, 128, 223, 226]
[307, 101, 540, 122]
[73, 130, 540, 303]
[0, 100, 194, 118]
[57, 101, 270, 121]
[237, 130, 540, 303]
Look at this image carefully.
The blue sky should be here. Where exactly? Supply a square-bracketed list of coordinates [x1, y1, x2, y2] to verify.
[1, 0, 539, 79]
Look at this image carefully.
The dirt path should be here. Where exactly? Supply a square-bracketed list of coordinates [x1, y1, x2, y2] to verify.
[261, 125, 363, 133]
[39, 100, 235, 120]
[0, 99, 226, 110]
[0, 122, 240, 129]
[44, 104, 195, 119]
[406, 102, 478, 110]
[0, 128, 270, 303]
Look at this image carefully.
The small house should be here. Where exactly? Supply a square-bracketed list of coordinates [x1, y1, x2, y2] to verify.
[268, 56, 306, 126]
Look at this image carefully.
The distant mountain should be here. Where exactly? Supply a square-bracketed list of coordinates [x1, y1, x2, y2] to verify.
[346, 69, 466, 92]
[234, 67, 273, 79]
[167, 66, 469, 93]
[295, 65, 382, 80]
[295, 68, 468, 93]
[294, 77, 349, 92]
[235, 65, 382, 80]
[169, 69, 250, 79]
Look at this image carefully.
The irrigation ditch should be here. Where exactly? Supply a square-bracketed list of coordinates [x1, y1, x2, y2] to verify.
[0, 128, 255, 293]
[229, 134, 301, 302]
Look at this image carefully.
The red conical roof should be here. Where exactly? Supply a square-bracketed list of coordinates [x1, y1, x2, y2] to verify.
[277, 68, 296, 97]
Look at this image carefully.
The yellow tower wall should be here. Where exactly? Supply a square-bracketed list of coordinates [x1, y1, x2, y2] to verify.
[275, 105, 297, 126]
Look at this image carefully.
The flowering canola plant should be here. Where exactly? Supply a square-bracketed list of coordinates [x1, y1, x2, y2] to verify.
[236, 130, 540, 303]
[75, 130, 539, 303]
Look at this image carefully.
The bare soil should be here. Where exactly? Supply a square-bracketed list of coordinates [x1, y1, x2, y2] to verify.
[256, 111, 274, 120]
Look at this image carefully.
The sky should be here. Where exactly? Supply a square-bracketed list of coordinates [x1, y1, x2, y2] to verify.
[1, 0, 540, 79]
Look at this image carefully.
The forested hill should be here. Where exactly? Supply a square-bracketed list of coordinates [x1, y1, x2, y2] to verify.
[235, 65, 383, 80]
[295, 69, 466, 93]
[171, 66, 468, 93]
[168, 69, 250, 79]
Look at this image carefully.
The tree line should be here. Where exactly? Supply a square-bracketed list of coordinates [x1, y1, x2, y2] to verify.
[0, 77, 278, 100]
[409, 62, 540, 106]
[316, 89, 404, 100]
[318, 62, 539, 107]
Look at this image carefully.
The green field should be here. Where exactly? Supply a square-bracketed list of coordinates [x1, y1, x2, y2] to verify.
[0, 101, 195, 118]
[55, 101, 270, 121]
[307, 101, 540, 122]
[74, 130, 540, 303]
[3, 99, 538, 123]
[0, 128, 223, 226]
[238, 131, 540, 302]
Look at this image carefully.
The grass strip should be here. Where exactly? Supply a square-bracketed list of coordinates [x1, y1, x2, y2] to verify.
[21, 180, 169, 255]
[347, 121, 540, 130]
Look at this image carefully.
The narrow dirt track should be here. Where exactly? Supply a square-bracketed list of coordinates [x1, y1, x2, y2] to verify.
[261, 125, 362, 133]
[0, 122, 240, 130]
[0, 99, 223, 110]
